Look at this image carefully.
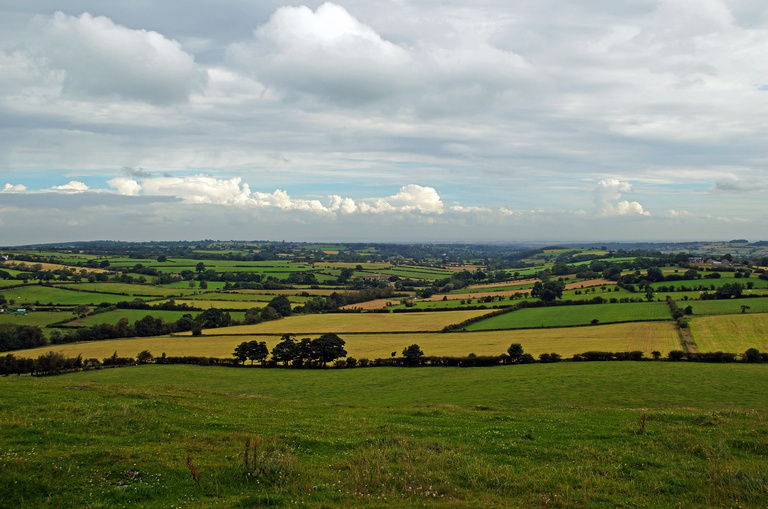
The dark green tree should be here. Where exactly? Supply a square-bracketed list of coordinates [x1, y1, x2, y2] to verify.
[233, 342, 249, 365]
[311, 333, 347, 366]
[246, 340, 269, 365]
[267, 295, 293, 317]
[507, 343, 524, 363]
[271, 334, 297, 365]
[402, 344, 425, 366]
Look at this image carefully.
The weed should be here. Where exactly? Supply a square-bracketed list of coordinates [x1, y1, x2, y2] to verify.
[185, 453, 201, 489]
[638, 412, 647, 435]
[241, 436, 296, 485]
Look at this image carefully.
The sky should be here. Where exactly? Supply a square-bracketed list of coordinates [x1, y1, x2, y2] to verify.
[1, 0, 767, 245]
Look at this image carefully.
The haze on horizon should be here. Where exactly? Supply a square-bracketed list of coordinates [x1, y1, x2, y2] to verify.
[1, 1, 767, 245]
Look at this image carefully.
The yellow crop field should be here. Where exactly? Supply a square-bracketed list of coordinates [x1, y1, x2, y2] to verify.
[187, 309, 492, 334]
[690, 314, 768, 352]
[18, 321, 681, 361]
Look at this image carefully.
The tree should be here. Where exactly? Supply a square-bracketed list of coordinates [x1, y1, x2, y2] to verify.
[271, 334, 296, 365]
[645, 286, 654, 302]
[530, 280, 565, 302]
[196, 262, 206, 272]
[402, 344, 425, 366]
[156, 255, 167, 263]
[233, 342, 249, 365]
[267, 295, 292, 317]
[246, 341, 269, 365]
[311, 333, 347, 366]
[136, 350, 154, 364]
[507, 343, 524, 363]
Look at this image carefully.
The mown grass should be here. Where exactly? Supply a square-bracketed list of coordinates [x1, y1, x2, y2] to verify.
[0, 311, 70, 327]
[465, 302, 671, 330]
[16, 321, 681, 360]
[690, 313, 768, 352]
[681, 297, 768, 317]
[50, 282, 196, 297]
[3, 286, 148, 306]
[1, 363, 767, 508]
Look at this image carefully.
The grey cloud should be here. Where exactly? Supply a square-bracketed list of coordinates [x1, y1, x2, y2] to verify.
[31, 12, 206, 104]
[121, 166, 152, 178]
[713, 175, 765, 192]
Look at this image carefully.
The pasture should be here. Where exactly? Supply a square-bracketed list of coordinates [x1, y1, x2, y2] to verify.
[2, 363, 767, 508]
[1, 285, 144, 306]
[465, 302, 672, 330]
[690, 314, 768, 353]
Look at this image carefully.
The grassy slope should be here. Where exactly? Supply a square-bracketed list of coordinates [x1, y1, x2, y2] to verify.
[1, 363, 767, 508]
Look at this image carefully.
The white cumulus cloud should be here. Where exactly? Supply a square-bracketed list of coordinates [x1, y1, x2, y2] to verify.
[594, 179, 649, 216]
[2, 183, 27, 192]
[107, 177, 142, 196]
[51, 181, 89, 192]
[36, 12, 205, 104]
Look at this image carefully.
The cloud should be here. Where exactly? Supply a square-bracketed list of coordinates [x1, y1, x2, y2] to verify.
[51, 181, 89, 192]
[2, 183, 27, 192]
[140, 175, 252, 204]
[713, 175, 765, 192]
[227, 2, 412, 104]
[107, 177, 142, 196]
[121, 166, 152, 178]
[35, 12, 205, 104]
[594, 179, 650, 216]
[358, 185, 444, 214]
[99, 174, 446, 217]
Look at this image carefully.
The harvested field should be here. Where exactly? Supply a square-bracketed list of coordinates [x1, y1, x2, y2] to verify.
[16, 321, 680, 360]
[690, 314, 768, 353]
[186, 309, 492, 334]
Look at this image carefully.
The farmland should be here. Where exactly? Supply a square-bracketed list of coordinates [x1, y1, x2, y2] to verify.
[2, 239, 768, 508]
[1, 363, 768, 507]
[16, 321, 681, 360]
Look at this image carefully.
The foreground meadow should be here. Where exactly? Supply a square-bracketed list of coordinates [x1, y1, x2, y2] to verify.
[1, 363, 768, 508]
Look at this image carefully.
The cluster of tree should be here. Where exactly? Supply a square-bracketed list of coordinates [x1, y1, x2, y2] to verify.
[700, 283, 745, 300]
[0, 324, 47, 352]
[268, 333, 347, 367]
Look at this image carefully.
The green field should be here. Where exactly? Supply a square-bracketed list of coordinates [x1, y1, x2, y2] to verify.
[2, 286, 150, 306]
[1, 363, 767, 508]
[465, 302, 672, 330]
[690, 314, 768, 353]
[681, 298, 768, 317]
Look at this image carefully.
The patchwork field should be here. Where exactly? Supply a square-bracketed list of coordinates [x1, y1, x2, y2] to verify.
[690, 314, 768, 353]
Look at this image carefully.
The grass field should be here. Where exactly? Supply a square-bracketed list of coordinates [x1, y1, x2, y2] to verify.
[690, 313, 768, 353]
[193, 310, 492, 335]
[16, 321, 681, 360]
[1, 286, 148, 306]
[1, 363, 767, 508]
[465, 302, 671, 330]
[51, 283, 195, 297]
[0, 310, 71, 327]
[681, 297, 768, 316]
